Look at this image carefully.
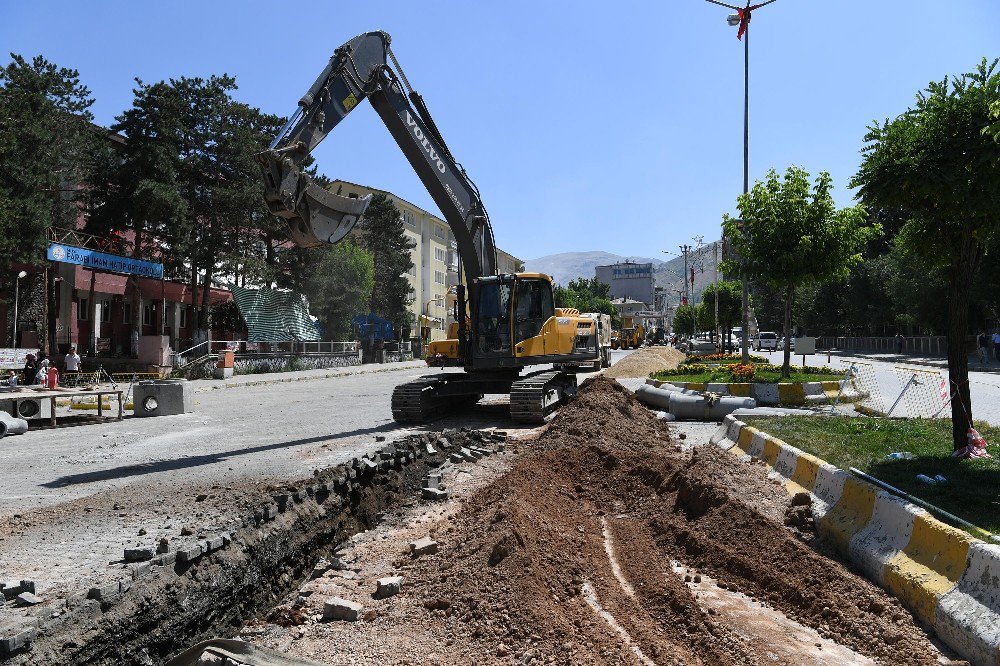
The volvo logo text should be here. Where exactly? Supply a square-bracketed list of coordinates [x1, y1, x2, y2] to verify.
[405, 111, 446, 174]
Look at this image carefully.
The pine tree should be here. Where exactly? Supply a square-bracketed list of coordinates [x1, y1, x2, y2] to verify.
[358, 194, 415, 336]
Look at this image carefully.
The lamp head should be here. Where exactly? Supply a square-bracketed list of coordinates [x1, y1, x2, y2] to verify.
[17, 271, 27, 279]
[727, 13, 741, 25]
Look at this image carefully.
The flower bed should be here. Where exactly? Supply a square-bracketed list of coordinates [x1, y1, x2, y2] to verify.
[651, 362, 845, 385]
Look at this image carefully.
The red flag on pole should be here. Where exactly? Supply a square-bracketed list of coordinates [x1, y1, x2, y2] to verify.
[736, 2, 768, 40]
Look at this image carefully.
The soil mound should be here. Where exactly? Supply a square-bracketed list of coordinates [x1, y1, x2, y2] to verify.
[404, 377, 941, 665]
[603, 346, 685, 379]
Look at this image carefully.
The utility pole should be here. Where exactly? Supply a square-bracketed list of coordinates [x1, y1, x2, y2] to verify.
[705, 0, 778, 363]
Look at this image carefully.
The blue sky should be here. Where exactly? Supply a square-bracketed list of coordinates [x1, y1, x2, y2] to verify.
[3, 1, 997, 262]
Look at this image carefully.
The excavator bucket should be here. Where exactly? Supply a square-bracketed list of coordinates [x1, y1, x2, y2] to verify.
[258, 150, 371, 248]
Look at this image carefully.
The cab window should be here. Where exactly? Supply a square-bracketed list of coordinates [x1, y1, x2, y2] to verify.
[514, 279, 554, 343]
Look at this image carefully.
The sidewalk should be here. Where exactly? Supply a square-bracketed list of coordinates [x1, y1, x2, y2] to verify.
[190, 359, 429, 392]
[825, 350, 1000, 375]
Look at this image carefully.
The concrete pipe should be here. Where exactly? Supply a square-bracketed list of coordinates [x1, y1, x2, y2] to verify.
[0, 411, 29, 437]
[635, 384, 756, 421]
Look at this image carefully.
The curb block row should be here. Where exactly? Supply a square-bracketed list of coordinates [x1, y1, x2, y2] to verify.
[659, 379, 863, 406]
[711, 415, 1000, 666]
[194, 362, 425, 393]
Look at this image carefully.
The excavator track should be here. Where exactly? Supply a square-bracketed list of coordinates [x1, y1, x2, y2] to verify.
[509, 371, 578, 424]
[391, 376, 482, 423]
[391, 377, 450, 423]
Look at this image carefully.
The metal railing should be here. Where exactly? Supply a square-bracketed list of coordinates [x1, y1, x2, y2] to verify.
[172, 340, 362, 369]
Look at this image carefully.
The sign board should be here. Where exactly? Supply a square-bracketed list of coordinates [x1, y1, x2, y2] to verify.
[0, 348, 39, 370]
[795, 336, 816, 355]
[47, 243, 164, 279]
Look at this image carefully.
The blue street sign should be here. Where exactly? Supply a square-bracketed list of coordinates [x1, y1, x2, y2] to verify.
[47, 243, 164, 279]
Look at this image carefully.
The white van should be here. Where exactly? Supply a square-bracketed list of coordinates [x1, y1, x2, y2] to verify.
[755, 331, 779, 351]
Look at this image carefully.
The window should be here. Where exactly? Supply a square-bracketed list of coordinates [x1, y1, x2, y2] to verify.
[403, 210, 417, 228]
[434, 271, 445, 285]
[179, 306, 187, 329]
[142, 304, 153, 326]
[348, 192, 358, 199]
[101, 300, 111, 323]
[434, 225, 445, 239]
[78, 297, 89, 321]
[434, 247, 446, 262]
[123, 303, 131, 324]
[407, 265, 416, 277]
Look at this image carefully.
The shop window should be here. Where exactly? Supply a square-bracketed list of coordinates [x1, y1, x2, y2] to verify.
[101, 300, 112, 323]
[180, 306, 187, 328]
[123, 303, 131, 324]
[78, 297, 89, 320]
[142, 304, 153, 326]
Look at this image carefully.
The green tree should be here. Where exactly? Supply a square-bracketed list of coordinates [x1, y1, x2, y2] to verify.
[700, 280, 743, 333]
[552, 277, 619, 327]
[723, 167, 879, 377]
[851, 58, 1000, 450]
[90, 75, 283, 348]
[358, 194, 415, 333]
[672, 304, 698, 337]
[282, 239, 374, 340]
[0, 54, 98, 263]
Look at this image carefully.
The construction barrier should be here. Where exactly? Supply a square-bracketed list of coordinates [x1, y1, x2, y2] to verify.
[652, 378, 863, 407]
[710, 415, 1000, 666]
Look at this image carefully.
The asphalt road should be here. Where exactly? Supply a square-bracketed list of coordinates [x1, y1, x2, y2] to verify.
[0, 350, 635, 599]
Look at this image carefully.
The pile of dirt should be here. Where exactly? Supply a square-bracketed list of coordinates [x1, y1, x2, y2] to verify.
[603, 346, 685, 379]
[399, 376, 942, 665]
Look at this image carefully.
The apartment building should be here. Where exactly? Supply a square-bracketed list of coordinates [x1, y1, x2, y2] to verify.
[328, 180, 521, 342]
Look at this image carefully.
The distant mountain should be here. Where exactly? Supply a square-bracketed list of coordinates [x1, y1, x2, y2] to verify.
[523, 251, 664, 287]
[524, 243, 726, 308]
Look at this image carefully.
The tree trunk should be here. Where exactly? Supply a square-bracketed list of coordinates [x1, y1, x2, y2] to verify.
[782, 283, 794, 378]
[947, 236, 980, 451]
[200, 266, 213, 344]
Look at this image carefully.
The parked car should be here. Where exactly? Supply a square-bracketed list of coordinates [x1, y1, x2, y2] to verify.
[777, 336, 797, 351]
[755, 331, 779, 351]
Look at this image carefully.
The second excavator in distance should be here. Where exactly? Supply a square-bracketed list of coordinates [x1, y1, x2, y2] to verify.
[258, 30, 600, 423]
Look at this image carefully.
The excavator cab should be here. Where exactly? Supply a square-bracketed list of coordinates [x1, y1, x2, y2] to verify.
[473, 274, 555, 358]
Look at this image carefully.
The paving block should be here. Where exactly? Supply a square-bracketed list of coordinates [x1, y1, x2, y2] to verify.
[361, 458, 378, 472]
[156, 551, 177, 566]
[0, 618, 39, 655]
[421, 487, 449, 501]
[221, 533, 232, 547]
[177, 544, 204, 563]
[293, 489, 307, 502]
[323, 597, 362, 621]
[264, 504, 279, 520]
[273, 494, 289, 510]
[19, 580, 34, 594]
[438, 437, 451, 449]
[409, 537, 439, 557]
[87, 581, 121, 601]
[374, 576, 403, 599]
[425, 442, 437, 455]
[449, 452, 465, 463]
[129, 561, 152, 580]
[460, 447, 478, 462]
[425, 473, 442, 489]
[124, 547, 155, 563]
[15, 592, 42, 606]
[0, 581, 22, 601]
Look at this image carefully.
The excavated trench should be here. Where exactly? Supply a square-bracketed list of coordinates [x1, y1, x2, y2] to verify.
[11, 429, 502, 666]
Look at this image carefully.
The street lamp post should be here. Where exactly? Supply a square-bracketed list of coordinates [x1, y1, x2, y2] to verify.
[705, 0, 778, 362]
[420, 296, 444, 358]
[13, 270, 27, 349]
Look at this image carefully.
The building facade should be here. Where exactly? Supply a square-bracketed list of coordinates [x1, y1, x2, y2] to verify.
[595, 261, 655, 308]
[329, 180, 521, 342]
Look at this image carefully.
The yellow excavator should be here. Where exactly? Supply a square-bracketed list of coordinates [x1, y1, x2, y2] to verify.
[258, 31, 599, 423]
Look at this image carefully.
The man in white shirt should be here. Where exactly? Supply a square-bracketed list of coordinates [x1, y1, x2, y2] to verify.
[64, 346, 81, 372]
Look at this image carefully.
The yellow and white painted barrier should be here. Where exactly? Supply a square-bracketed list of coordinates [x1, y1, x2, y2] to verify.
[662, 379, 861, 406]
[712, 414, 1000, 666]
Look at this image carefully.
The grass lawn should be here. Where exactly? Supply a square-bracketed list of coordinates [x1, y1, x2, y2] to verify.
[744, 416, 1000, 535]
[652, 369, 846, 384]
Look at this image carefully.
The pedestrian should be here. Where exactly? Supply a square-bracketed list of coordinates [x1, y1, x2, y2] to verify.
[993, 330, 1000, 363]
[64, 346, 81, 374]
[35, 358, 50, 387]
[21, 353, 36, 386]
[979, 331, 990, 364]
[895, 333, 904, 354]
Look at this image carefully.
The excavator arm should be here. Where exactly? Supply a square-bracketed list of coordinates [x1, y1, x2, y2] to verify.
[258, 30, 497, 281]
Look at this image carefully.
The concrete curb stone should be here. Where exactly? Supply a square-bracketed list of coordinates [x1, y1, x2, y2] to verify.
[713, 414, 1000, 666]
